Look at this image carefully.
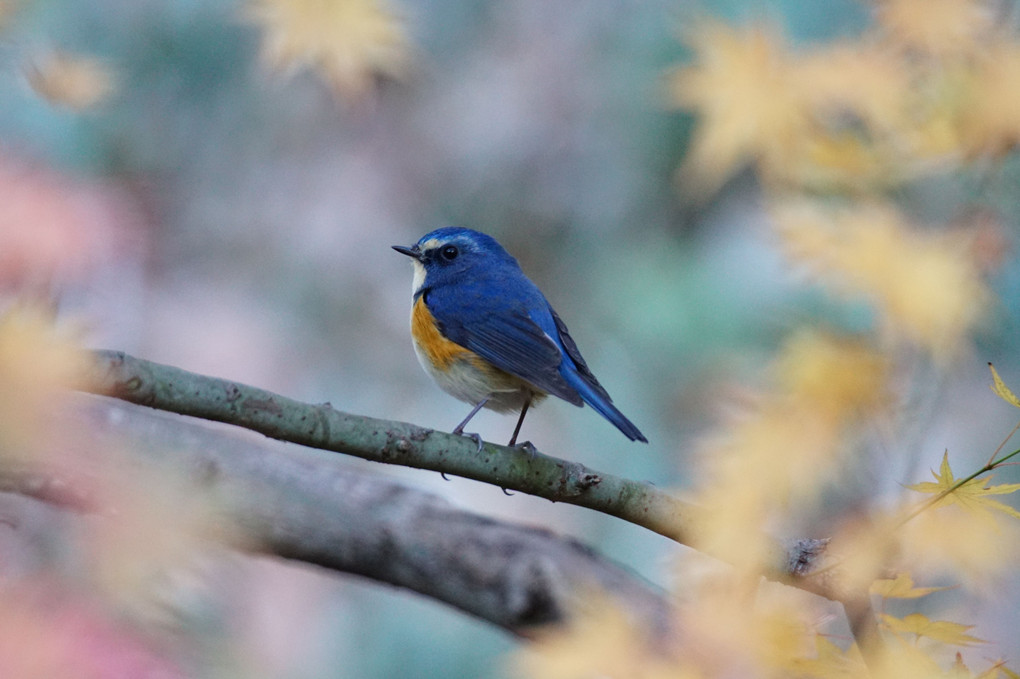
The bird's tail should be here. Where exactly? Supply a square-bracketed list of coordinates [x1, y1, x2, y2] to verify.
[562, 368, 648, 443]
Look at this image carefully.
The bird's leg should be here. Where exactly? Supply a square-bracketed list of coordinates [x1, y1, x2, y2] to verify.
[508, 394, 531, 447]
[452, 397, 489, 434]
[453, 396, 490, 452]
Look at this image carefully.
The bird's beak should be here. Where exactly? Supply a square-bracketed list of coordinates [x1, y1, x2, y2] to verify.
[392, 244, 423, 261]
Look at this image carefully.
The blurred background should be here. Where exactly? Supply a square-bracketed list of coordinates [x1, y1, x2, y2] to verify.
[1, 0, 1019, 676]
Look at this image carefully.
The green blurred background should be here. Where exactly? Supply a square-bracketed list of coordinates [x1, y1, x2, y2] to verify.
[2, 0, 1019, 676]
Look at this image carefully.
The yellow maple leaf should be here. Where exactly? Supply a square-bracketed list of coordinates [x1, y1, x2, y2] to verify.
[876, 0, 995, 56]
[774, 201, 990, 360]
[790, 636, 866, 679]
[24, 51, 116, 110]
[796, 41, 911, 134]
[0, 304, 88, 457]
[951, 653, 974, 679]
[870, 572, 951, 599]
[900, 502, 1017, 580]
[245, 0, 410, 98]
[998, 663, 1020, 679]
[880, 612, 985, 646]
[825, 513, 902, 596]
[512, 596, 684, 679]
[961, 41, 1020, 157]
[774, 330, 887, 420]
[989, 363, 1020, 409]
[691, 330, 885, 568]
[870, 638, 956, 679]
[666, 21, 812, 195]
[671, 578, 818, 678]
[908, 451, 1020, 521]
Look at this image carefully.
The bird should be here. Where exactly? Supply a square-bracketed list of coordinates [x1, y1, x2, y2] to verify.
[393, 227, 647, 447]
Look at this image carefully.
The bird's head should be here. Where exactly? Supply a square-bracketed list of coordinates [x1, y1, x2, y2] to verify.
[392, 227, 518, 295]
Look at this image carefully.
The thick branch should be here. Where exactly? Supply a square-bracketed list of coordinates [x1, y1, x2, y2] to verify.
[47, 397, 673, 637]
[82, 350, 830, 592]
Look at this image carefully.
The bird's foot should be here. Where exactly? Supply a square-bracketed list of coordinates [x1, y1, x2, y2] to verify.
[453, 430, 485, 453]
[513, 440, 539, 458]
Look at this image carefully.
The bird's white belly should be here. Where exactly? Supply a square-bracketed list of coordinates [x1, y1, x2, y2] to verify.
[412, 339, 542, 413]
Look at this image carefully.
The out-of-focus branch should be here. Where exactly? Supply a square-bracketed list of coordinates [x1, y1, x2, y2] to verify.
[81, 350, 832, 593]
[51, 397, 676, 638]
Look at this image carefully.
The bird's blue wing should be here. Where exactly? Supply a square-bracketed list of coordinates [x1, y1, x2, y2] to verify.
[423, 277, 583, 405]
[548, 307, 647, 442]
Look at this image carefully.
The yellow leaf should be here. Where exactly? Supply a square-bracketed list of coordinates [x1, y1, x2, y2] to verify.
[796, 42, 910, 134]
[876, 0, 995, 56]
[989, 363, 1020, 409]
[951, 653, 974, 679]
[24, 51, 116, 110]
[901, 504, 1018, 580]
[774, 330, 887, 419]
[666, 21, 812, 195]
[691, 330, 885, 568]
[790, 636, 867, 679]
[880, 613, 985, 646]
[977, 659, 1019, 679]
[774, 201, 990, 360]
[0, 305, 88, 457]
[1000, 664, 1020, 679]
[908, 452, 1020, 521]
[870, 637, 949, 679]
[245, 0, 411, 98]
[512, 596, 683, 679]
[870, 572, 950, 599]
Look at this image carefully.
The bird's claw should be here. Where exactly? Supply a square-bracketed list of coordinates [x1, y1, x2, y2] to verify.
[513, 440, 538, 458]
[455, 431, 484, 453]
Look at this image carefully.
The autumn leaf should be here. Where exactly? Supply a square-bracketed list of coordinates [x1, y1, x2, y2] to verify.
[797, 42, 910, 133]
[876, 0, 995, 56]
[790, 637, 866, 679]
[774, 201, 990, 359]
[512, 597, 682, 679]
[691, 330, 886, 568]
[0, 305, 88, 457]
[969, 657, 1020, 679]
[666, 21, 812, 194]
[880, 613, 985, 646]
[774, 330, 887, 420]
[25, 51, 116, 110]
[998, 663, 1020, 679]
[908, 452, 1020, 521]
[989, 363, 1020, 409]
[962, 41, 1020, 156]
[245, 0, 410, 98]
[901, 502, 1018, 580]
[870, 572, 951, 599]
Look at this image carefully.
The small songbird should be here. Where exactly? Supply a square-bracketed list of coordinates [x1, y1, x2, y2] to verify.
[393, 227, 647, 447]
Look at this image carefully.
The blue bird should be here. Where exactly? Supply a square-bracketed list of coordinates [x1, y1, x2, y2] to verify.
[393, 227, 647, 446]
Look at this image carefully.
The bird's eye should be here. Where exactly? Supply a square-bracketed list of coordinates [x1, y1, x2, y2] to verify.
[440, 245, 459, 261]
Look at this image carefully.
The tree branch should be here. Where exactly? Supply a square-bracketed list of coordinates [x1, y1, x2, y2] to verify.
[26, 396, 676, 638]
[81, 350, 831, 593]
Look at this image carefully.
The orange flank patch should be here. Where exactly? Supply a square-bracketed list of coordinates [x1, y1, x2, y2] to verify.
[411, 296, 474, 370]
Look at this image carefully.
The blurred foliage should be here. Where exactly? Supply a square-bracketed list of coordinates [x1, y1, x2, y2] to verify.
[0, 0, 1020, 677]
